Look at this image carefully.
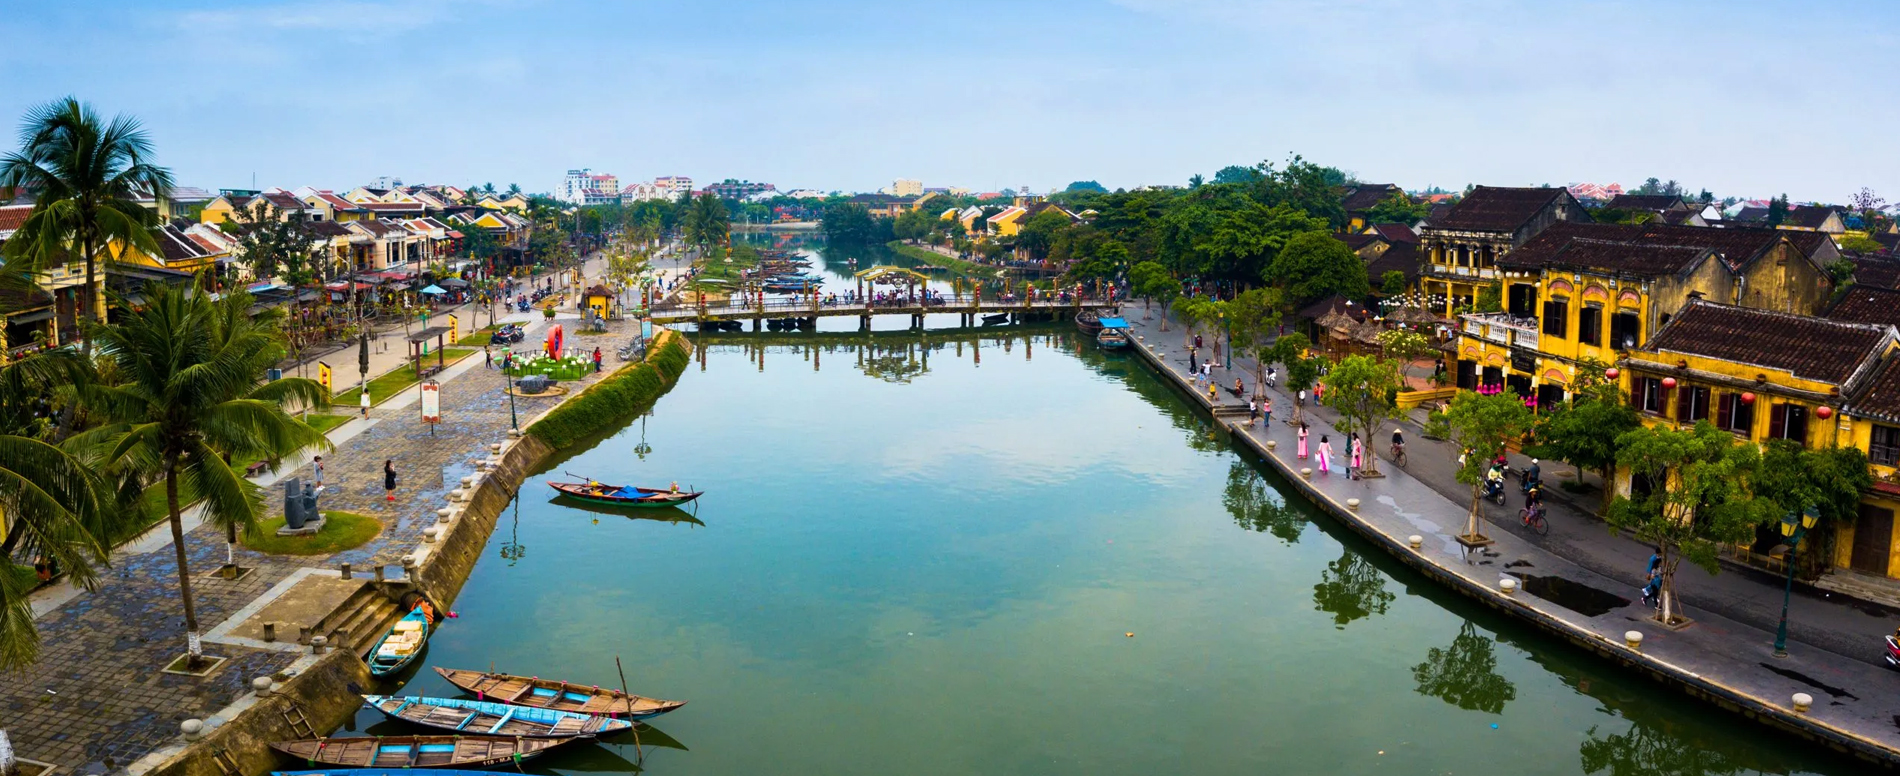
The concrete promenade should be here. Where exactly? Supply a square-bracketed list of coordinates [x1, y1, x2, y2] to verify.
[4, 252, 640, 774]
[1120, 308, 1900, 767]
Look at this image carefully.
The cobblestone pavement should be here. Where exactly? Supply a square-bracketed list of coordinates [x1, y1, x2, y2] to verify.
[5, 256, 641, 774]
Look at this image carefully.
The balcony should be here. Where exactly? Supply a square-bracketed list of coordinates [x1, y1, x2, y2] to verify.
[1460, 312, 1539, 350]
[1424, 263, 1499, 280]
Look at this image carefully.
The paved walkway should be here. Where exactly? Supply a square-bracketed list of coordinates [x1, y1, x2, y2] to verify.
[1123, 309, 1900, 761]
[5, 252, 640, 775]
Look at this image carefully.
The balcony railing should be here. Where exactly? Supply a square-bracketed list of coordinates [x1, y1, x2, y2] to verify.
[1460, 312, 1540, 350]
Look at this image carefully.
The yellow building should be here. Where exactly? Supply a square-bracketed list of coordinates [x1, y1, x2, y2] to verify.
[987, 205, 1029, 237]
[1824, 285, 1900, 577]
[1417, 186, 1590, 316]
[1453, 222, 1836, 406]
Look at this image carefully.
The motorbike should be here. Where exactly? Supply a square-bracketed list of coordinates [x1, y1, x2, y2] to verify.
[1482, 476, 1508, 505]
[1520, 472, 1542, 495]
[1886, 635, 1900, 668]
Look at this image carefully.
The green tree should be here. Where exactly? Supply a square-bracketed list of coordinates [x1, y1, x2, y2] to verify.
[822, 204, 885, 244]
[1017, 209, 1073, 261]
[1376, 328, 1431, 385]
[1228, 287, 1282, 399]
[1320, 355, 1402, 476]
[83, 287, 332, 666]
[1528, 399, 1639, 511]
[1064, 180, 1108, 194]
[1266, 231, 1370, 306]
[1747, 441, 1871, 573]
[1473, 281, 1503, 313]
[1443, 390, 1536, 541]
[0, 97, 175, 333]
[1766, 194, 1789, 227]
[1129, 261, 1175, 328]
[682, 193, 730, 255]
[1609, 422, 1771, 626]
[1381, 270, 1406, 297]
[1362, 191, 1429, 225]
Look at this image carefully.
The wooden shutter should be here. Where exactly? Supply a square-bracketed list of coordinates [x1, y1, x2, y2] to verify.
[1769, 403, 1786, 439]
[1787, 405, 1808, 445]
[1676, 384, 1693, 421]
[1716, 393, 1732, 430]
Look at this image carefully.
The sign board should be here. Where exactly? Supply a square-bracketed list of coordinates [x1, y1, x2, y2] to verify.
[317, 361, 332, 393]
[420, 380, 442, 424]
[640, 318, 652, 343]
[448, 313, 459, 344]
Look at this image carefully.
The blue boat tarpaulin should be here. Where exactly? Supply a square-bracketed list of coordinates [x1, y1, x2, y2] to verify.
[1097, 317, 1130, 329]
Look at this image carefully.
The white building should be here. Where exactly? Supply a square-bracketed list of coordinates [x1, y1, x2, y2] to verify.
[892, 178, 923, 197]
[367, 175, 404, 190]
[655, 176, 693, 198]
[560, 169, 621, 205]
[785, 189, 829, 199]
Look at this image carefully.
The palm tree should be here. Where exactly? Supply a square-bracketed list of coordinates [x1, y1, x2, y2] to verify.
[83, 286, 329, 666]
[0, 98, 174, 336]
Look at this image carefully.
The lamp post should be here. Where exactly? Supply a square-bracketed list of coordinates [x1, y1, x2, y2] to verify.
[1772, 506, 1820, 658]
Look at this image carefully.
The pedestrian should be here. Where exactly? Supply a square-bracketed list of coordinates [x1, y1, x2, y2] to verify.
[592, 347, 603, 373]
[1297, 423, 1310, 459]
[1263, 397, 1273, 426]
[1315, 380, 1326, 403]
[485, 347, 493, 369]
[360, 388, 371, 419]
[1350, 434, 1364, 480]
[1207, 383, 1218, 403]
[1194, 333, 1203, 349]
[1297, 388, 1307, 409]
[384, 459, 397, 502]
[313, 456, 324, 488]
[33, 555, 51, 583]
[1247, 399, 1257, 426]
[1317, 434, 1333, 475]
[1189, 349, 1197, 374]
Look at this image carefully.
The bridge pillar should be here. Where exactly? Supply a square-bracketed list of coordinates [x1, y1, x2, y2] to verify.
[859, 315, 871, 332]
[752, 318, 761, 332]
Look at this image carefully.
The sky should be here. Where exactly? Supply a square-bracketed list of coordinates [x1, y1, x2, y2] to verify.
[2, 0, 1895, 202]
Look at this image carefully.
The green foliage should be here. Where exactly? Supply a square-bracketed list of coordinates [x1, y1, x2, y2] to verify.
[1321, 355, 1402, 473]
[228, 205, 320, 285]
[1224, 461, 1307, 543]
[1266, 230, 1371, 306]
[1381, 270, 1406, 297]
[1017, 209, 1074, 260]
[1473, 282, 1503, 313]
[1313, 548, 1394, 628]
[1376, 328, 1431, 369]
[1526, 396, 1640, 499]
[1748, 441, 1872, 534]
[822, 204, 889, 244]
[1064, 180, 1108, 194]
[1129, 261, 1176, 307]
[1442, 389, 1536, 537]
[1609, 421, 1772, 622]
[527, 330, 692, 450]
[1766, 194, 1789, 227]
[683, 193, 731, 252]
[242, 510, 381, 555]
[1840, 235, 1882, 255]
[1412, 622, 1516, 714]
[1362, 192, 1429, 225]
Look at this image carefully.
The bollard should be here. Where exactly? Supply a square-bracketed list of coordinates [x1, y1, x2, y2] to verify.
[297, 625, 311, 645]
[262, 622, 276, 642]
[374, 566, 386, 583]
[1265, 440, 1277, 451]
[449, 489, 466, 502]
[507, 428, 522, 438]
[1346, 498, 1360, 510]
[1407, 535, 1423, 549]
[1300, 467, 1312, 479]
[252, 676, 273, 696]
[401, 555, 418, 576]
[310, 636, 327, 655]
[339, 562, 352, 580]
[1499, 578, 1517, 595]
[460, 475, 475, 487]
[1792, 693, 1813, 713]
[423, 527, 439, 543]
[436, 507, 454, 519]
[1625, 630, 1644, 650]
[330, 628, 348, 648]
[489, 443, 503, 454]
[180, 719, 204, 741]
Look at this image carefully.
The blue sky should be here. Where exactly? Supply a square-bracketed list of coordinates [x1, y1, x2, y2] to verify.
[2, 0, 1895, 202]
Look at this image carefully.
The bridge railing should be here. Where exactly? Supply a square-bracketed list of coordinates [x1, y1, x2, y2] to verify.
[651, 292, 1118, 319]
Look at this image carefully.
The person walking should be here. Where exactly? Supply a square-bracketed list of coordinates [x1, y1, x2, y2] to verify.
[313, 456, 325, 488]
[359, 388, 371, 419]
[1317, 435, 1333, 475]
[1297, 423, 1310, 459]
[1350, 434, 1364, 480]
[592, 347, 604, 373]
[485, 347, 493, 369]
[1314, 380, 1326, 404]
[1263, 397, 1273, 426]
[383, 459, 397, 502]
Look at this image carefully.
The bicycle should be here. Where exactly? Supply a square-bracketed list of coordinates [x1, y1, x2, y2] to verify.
[1518, 503, 1549, 536]
[1390, 442, 1408, 468]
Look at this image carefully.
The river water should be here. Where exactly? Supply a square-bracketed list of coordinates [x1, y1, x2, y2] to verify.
[347, 239, 1856, 775]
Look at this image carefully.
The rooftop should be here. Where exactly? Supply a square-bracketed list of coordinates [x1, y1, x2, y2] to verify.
[1826, 285, 1900, 328]
[1644, 299, 1893, 385]
[1427, 186, 1568, 232]
[1497, 221, 1788, 275]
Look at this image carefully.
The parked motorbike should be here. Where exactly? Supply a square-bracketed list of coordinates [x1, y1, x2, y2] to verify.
[1885, 635, 1900, 668]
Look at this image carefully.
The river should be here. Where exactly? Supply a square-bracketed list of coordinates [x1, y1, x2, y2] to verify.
[345, 239, 1857, 775]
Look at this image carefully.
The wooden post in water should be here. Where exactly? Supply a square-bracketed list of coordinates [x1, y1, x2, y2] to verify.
[616, 657, 643, 765]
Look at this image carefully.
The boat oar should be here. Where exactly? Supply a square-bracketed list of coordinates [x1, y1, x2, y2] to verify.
[616, 656, 643, 765]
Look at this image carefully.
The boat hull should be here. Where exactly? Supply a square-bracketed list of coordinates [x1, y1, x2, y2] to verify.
[366, 608, 431, 677]
[270, 735, 563, 769]
[548, 481, 701, 508]
[363, 694, 630, 738]
[435, 667, 687, 719]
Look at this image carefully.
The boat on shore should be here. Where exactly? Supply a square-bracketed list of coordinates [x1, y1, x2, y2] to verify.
[270, 735, 565, 769]
[548, 479, 702, 508]
[434, 667, 687, 719]
[362, 694, 633, 738]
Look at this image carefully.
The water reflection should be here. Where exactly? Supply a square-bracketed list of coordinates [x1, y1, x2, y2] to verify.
[858, 341, 930, 384]
[1223, 461, 1307, 543]
[1580, 720, 1746, 776]
[1311, 548, 1394, 628]
[1411, 621, 1516, 714]
[498, 495, 525, 565]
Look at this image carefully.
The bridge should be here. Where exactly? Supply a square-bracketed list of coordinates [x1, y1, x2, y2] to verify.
[648, 293, 1118, 331]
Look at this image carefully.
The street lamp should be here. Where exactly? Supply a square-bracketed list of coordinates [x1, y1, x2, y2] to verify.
[1772, 505, 1820, 658]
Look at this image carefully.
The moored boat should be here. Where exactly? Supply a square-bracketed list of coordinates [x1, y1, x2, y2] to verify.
[1096, 316, 1131, 349]
[1075, 310, 1103, 336]
[274, 770, 498, 776]
[363, 694, 633, 738]
[548, 479, 702, 508]
[366, 604, 435, 677]
[269, 735, 565, 769]
[434, 667, 687, 719]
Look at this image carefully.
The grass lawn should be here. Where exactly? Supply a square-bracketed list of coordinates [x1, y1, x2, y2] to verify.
[242, 511, 382, 555]
[300, 413, 352, 435]
[334, 347, 476, 407]
[457, 325, 499, 347]
[505, 355, 594, 380]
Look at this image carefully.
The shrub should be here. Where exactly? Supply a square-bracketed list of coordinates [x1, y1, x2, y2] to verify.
[527, 329, 692, 450]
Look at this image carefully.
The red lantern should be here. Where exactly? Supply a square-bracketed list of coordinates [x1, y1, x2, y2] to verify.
[1740, 392, 1755, 404]
[1604, 367, 1619, 380]
[1817, 406, 1834, 419]
[1661, 376, 1677, 389]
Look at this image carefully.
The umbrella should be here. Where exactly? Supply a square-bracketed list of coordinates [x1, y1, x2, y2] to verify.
[419, 284, 448, 295]
[438, 277, 471, 288]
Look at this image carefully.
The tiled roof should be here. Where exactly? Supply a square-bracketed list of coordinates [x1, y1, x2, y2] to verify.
[306, 220, 354, 238]
[0, 204, 31, 235]
[1852, 257, 1900, 289]
[1497, 221, 1784, 275]
[1731, 205, 1836, 230]
[1428, 186, 1566, 232]
[1847, 357, 1900, 423]
[1335, 232, 1382, 252]
[1342, 184, 1401, 213]
[259, 192, 305, 211]
[1368, 223, 1418, 243]
[1604, 194, 1687, 211]
[1825, 285, 1900, 327]
[1644, 299, 1892, 385]
[1366, 243, 1420, 284]
[361, 202, 424, 212]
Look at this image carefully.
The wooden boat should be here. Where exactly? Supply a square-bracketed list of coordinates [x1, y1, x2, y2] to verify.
[434, 667, 687, 719]
[1075, 310, 1103, 336]
[981, 313, 1010, 325]
[274, 770, 499, 776]
[1096, 316, 1131, 349]
[269, 735, 563, 769]
[548, 480, 702, 509]
[363, 695, 632, 738]
[366, 606, 433, 677]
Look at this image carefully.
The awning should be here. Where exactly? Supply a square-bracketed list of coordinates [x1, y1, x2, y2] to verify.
[6, 309, 54, 323]
[419, 284, 448, 295]
[438, 277, 470, 288]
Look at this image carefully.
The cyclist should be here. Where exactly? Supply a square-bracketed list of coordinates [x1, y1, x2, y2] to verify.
[1390, 426, 1406, 462]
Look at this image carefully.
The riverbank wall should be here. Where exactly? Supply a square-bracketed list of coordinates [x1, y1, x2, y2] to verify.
[1123, 332, 1900, 770]
[138, 651, 371, 776]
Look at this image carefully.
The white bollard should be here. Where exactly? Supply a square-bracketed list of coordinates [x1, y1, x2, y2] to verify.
[436, 508, 455, 520]
[1499, 578, 1517, 595]
[489, 443, 503, 454]
[1265, 440, 1277, 450]
[422, 527, 439, 543]
[449, 489, 466, 502]
[1300, 467, 1312, 479]
[180, 719, 204, 740]
[310, 636, 327, 655]
[1346, 498, 1360, 510]
[252, 676, 273, 696]
[1625, 630, 1644, 650]
[1792, 693, 1813, 713]
[460, 475, 475, 487]
[1407, 535, 1423, 549]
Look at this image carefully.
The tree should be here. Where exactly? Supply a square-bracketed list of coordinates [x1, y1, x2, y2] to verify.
[1312, 548, 1394, 628]
[682, 193, 730, 254]
[505, 183, 521, 197]
[1265, 231, 1369, 306]
[1363, 192, 1429, 225]
[1608, 422, 1771, 626]
[1376, 328, 1431, 385]
[0, 98, 175, 334]
[1268, 333, 1321, 426]
[1380, 270, 1406, 297]
[1766, 194, 1789, 227]
[1016, 209, 1072, 261]
[1227, 287, 1282, 400]
[1064, 180, 1107, 194]
[822, 204, 884, 245]
[1442, 389, 1536, 542]
[1129, 261, 1175, 327]
[1321, 355, 1401, 476]
[1746, 441, 1871, 573]
[1473, 281, 1503, 313]
[226, 204, 322, 363]
[1171, 296, 1205, 350]
[1528, 399, 1639, 511]
[1212, 165, 1262, 186]
[1850, 187, 1889, 234]
[1412, 621, 1516, 714]
[83, 287, 331, 666]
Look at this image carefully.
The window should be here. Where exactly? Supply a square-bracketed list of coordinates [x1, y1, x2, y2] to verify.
[1508, 284, 1538, 318]
[1578, 305, 1602, 346]
[1611, 312, 1641, 349]
[1675, 384, 1710, 422]
[1768, 404, 1809, 446]
[1635, 376, 1665, 414]
[1715, 393, 1756, 436]
[1542, 298, 1569, 338]
[1873, 425, 1900, 467]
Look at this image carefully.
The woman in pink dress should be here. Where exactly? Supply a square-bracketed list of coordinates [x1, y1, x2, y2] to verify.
[1317, 435, 1333, 475]
[1297, 423, 1310, 459]
[1350, 434, 1364, 479]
